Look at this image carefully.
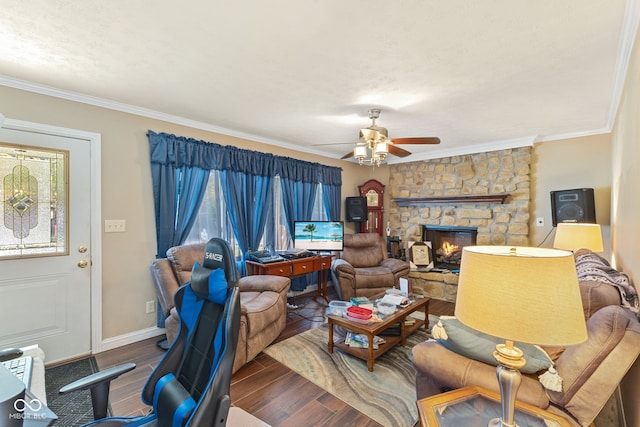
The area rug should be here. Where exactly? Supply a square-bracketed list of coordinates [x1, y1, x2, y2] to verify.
[45, 356, 106, 426]
[264, 324, 430, 427]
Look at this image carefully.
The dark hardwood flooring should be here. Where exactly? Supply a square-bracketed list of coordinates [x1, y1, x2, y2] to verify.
[94, 288, 454, 426]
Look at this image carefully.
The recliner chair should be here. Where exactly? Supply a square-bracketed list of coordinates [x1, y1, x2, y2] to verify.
[331, 233, 410, 300]
[59, 238, 242, 426]
[151, 243, 290, 373]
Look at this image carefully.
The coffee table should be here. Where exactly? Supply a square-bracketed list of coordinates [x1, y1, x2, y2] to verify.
[327, 294, 430, 371]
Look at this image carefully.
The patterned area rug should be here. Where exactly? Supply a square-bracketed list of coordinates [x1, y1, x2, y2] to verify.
[45, 357, 104, 426]
[264, 324, 430, 427]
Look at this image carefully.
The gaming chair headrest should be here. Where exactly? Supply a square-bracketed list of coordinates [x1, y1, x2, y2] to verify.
[189, 238, 238, 302]
[190, 266, 228, 304]
[202, 238, 238, 286]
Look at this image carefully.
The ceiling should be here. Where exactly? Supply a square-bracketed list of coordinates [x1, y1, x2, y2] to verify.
[1, 1, 638, 164]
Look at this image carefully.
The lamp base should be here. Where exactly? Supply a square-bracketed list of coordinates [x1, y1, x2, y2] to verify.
[489, 363, 522, 427]
[488, 417, 518, 427]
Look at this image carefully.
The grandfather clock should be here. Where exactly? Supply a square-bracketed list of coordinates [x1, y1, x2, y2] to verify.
[358, 179, 385, 235]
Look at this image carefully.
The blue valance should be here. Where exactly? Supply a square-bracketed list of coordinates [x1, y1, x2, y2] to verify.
[149, 130, 342, 184]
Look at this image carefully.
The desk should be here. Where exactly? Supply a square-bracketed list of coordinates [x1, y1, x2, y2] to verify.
[416, 386, 571, 427]
[246, 255, 334, 301]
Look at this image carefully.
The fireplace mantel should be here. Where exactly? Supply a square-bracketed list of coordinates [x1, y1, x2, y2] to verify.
[393, 193, 509, 207]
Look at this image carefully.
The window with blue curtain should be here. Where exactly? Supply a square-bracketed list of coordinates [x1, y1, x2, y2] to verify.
[149, 130, 342, 280]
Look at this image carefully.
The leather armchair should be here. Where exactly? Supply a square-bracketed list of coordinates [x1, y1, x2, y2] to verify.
[331, 233, 410, 301]
[150, 243, 290, 373]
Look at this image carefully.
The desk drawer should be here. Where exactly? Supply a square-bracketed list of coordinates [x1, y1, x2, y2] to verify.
[314, 256, 332, 271]
[261, 263, 291, 277]
[292, 259, 315, 275]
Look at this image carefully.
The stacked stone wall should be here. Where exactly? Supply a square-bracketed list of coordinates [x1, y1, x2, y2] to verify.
[388, 147, 532, 302]
[388, 147, 532, 247]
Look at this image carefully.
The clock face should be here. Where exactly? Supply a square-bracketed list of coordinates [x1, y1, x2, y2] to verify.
[366, 189, 379, 207]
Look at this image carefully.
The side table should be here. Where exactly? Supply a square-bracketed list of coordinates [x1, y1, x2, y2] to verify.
[417, 386, 572, 427]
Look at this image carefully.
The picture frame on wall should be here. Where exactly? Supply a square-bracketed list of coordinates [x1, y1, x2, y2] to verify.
[407, 241, 434, 270]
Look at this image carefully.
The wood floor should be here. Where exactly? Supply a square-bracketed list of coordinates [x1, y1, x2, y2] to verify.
[94, 289, 454, 426]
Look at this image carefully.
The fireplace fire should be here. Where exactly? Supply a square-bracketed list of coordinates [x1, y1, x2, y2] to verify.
[422, 225, 478, 270]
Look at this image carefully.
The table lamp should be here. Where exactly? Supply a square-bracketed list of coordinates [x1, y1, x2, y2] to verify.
[455, 246, 587, 427]
[553, 223, 604, 252]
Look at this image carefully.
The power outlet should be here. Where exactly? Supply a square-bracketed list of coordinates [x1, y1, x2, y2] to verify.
[146, 300, 156, 314]
[105, 219, 126, 233]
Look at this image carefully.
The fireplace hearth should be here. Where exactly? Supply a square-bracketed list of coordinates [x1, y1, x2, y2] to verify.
[422, 225, 478, 270]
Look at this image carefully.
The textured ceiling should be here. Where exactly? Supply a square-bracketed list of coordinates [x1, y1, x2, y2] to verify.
[1, 1, 638, 163]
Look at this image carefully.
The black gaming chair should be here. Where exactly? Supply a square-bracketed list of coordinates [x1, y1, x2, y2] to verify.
[59, 238, 242, 426]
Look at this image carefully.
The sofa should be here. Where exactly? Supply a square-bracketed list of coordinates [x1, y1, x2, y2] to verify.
[331, 233, 410, 301]
[150, 243, 290, 373]
[412, 249, 640, 427]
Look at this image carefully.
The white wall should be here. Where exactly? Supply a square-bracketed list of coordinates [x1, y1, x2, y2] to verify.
[530, 134, 612, 260]
[612, 22, 640, 427]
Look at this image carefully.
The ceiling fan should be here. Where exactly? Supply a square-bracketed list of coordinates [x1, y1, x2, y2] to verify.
[340, 109, 440, 166]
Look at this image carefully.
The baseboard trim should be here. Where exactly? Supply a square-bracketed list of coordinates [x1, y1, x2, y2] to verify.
[99, 327, 166, 352]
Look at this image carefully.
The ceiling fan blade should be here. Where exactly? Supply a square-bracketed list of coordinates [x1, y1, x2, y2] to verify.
[388, 145, 412, 158]
[341, 151, 354, 159]
[390, 137, 441, 145]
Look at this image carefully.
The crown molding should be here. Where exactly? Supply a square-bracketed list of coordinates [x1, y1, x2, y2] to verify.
[606, 0, 640, 130]
[0, 76, 336, 160]
[387, 136, 537, 164]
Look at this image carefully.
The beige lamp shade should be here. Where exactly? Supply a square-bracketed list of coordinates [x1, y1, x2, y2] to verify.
[455, 246, 587, 347]
[553, 223, 604, 252]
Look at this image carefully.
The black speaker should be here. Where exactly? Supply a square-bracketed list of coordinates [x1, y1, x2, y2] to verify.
[346, 197, 367, 222]
[550, 188, 596, 226]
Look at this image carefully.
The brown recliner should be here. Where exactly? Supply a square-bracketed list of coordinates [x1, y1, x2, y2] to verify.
[331, 233, 410, 301]
[412, 256, 640, 427]
[150, 243, 290, 373]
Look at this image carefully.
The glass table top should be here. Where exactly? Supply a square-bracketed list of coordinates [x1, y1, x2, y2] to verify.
[420, 387, 568, 427]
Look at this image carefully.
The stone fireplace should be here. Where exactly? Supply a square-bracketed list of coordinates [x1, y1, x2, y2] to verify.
[386, 147, 532, 302]
[423, 225, 478, 270]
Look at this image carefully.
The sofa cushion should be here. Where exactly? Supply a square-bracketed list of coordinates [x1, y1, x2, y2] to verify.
[412, 340, 551, 408]
[579, 280, 621, 319]
[574, 249, 639, 315]
[240, 291, 285, 339]
[433, 316, 554, 374]
[341, 234, 385, 267]
[167, 243, 206, 285]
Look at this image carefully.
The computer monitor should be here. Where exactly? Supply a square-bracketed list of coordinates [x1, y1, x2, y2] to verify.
[293, 221, 344, 252]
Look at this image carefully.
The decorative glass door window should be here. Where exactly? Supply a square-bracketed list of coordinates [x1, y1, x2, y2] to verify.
[0, 142, 68, 258]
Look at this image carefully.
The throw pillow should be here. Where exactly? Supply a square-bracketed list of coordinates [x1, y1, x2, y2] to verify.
[432, 316, 553, 374]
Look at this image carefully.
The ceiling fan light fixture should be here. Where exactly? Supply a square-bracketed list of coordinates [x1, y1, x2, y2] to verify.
[359, 126, 388, 144]
[374, 141, 388, 155]
[341, 108, 440, 165]
[354, 144, 368, 164]
[371, 152, 385, 167]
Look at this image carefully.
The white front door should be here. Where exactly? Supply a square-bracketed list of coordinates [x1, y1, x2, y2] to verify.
[0, 119, 98, 363]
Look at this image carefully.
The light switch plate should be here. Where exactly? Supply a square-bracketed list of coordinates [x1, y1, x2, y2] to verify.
[105, 219, 126, 233]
